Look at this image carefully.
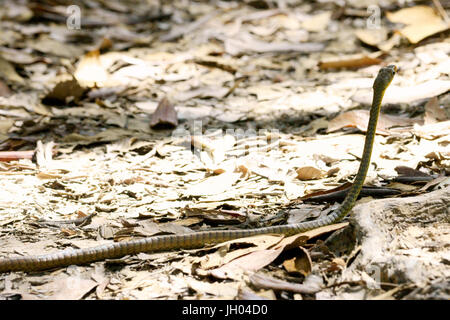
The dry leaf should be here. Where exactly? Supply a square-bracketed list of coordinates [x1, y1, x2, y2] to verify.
[318, 55, 382, 70]
[296, 166, 324, 180]
[386, 6, 449, 43]
[0, 56, 24, 83]
[185, 171, 241, 196]
[413, 121, 450, 139]
[301, 12, 332, 32]
[354, 29, 400, 52]
[283, 247, 312, 276]
[355, 29, 387, 47]
[42, 78, 85, 105]
[149, 97, 178, 129]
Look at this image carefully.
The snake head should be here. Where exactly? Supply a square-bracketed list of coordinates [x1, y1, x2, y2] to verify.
[373, 65, 397, 91]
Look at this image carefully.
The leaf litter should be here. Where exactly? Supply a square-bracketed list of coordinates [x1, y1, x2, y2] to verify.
[0, 0, 449, 300]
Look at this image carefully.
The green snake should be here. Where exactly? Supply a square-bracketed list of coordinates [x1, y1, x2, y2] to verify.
[0, 65, 397, 272]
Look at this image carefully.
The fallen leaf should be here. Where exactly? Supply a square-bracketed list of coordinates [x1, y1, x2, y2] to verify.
[0, 56, 24, 83]
[354, 29, 401, 52]
[283, 247, 312, 276]
[301, 12, 332, 32]
[48, 275, 97, 300]
[205, 223, 347, 280]
[386, 6, 449, 43]
[149, 97, 178, 129]
[318, 55, 382, 70]
[413, 120, 450, 139]
[42, 78, 86, 105]
[186, 278, 239, 298]
[185, 171, 241, 196]
[355, 28, 387, 47]
[296, 166, 324, 180]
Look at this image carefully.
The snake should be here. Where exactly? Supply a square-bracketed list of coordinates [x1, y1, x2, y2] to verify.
[0, 65, 397, 272]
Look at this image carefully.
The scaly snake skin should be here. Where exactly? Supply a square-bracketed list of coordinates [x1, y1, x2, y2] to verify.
[0, 65, 397, 272]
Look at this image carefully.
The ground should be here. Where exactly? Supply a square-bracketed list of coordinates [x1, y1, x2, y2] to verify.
[0, 0, 449, 300]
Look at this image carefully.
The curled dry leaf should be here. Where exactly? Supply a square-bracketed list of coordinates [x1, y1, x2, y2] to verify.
[282, 247, 312, 276]
[149, 97, 178, 129]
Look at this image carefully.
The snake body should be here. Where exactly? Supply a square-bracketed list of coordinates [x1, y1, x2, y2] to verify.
[0, 65, 397, 272]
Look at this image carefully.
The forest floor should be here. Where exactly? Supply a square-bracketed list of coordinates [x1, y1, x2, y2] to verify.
[0, 0, 449, 300]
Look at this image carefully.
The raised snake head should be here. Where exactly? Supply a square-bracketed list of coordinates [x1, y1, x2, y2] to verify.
[373, 65, 397, 92]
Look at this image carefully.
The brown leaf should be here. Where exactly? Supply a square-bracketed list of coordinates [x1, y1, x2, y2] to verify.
[42, 78, 85, 105]
[296, 166, 324, 180]
[149, 97, 178, 129]
[283, 247, 312, 276]
[319, 55, 382, 70]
